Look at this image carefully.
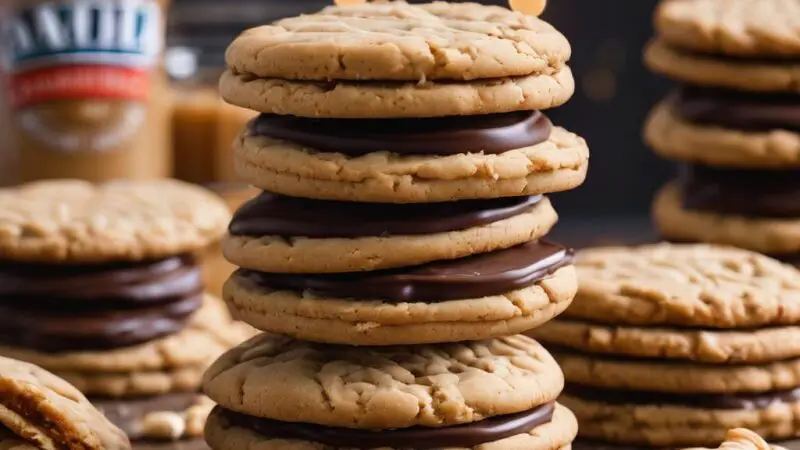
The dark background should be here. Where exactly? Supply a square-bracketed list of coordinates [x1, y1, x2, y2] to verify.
[169, 0, 674, 239]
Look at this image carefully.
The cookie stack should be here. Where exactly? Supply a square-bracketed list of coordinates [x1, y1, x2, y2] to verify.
[644, 0, 800, 264]
[0, 180, 251, 449]
[203, 2, 590, 449]
[530, 244, 800, 447]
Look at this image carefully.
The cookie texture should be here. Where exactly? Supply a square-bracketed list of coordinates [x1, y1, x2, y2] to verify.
[644, 40, 800, 93]
[561, 243, 800, 328]
[554, 351, 800, 394]
[0, 297, 254, 374]
[204, 402, 578, 450]
[203, 333, 564, 429]
[530, 319, 800, 364]
[0, 180, 230, 263]
[655, 0, 800, 57]
[226, 1, 571, 82]
[223, 265, 576, 345]
[0, 356, 129, 450]
[235, 124, 588, 203]
[562, 394, 800, 447]
[654, 184, 800, 255]
[219, 68, 575, 118]
[60, 366, 206, 399]
[224, 197, 558, 273]
[645, 101, 800, 169]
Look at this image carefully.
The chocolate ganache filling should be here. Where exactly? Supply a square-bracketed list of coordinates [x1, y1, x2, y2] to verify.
[679, 164, 800, 218]
[237, 241, 572, 302]
[249, 110, 552, 156]
[566, 384, 800, 410]
[229, 191, 543, 238]
[673, 85, 800, 132]
[0, 255, 203, 352]
[215, 402, 555, 449]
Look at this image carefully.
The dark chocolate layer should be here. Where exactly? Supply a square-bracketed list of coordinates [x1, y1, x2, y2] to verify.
[237, 241, 573, 302]
[250, 111, 553, 156]
[0, 293, 202, 352]
[679, 164, 800, 218]
[229, 191, 543, 238]
[93, 393, 205, 440]
[215, 402, 555, 449]
[0, 255, 201, 308]
[0, 256, 203, 352]
[566, 383, 800, 410]
[673, 85, 800, 132]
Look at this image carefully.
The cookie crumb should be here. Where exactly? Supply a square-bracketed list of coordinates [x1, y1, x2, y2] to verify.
[141, 412, 186, 440]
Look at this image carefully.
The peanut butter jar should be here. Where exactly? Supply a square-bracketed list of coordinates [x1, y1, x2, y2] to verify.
[3, 0, 172, 182]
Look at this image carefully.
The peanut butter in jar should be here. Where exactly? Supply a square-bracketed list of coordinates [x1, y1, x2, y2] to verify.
[3, 0, 172, 182]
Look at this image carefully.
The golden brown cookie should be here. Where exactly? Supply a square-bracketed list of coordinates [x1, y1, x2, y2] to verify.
[223, 196, 558, 273]
[203, 333, 564, 429]
[560, 243, 800, 328]
[645, 101, 800, 169]
[219, 67, 575, 119]
[655, 0, 800, 57]
[0, 180, 230, 263]
[654, 184, 800, 256]
[222, 263, 576, 345]
[644, 40, 800, 93]
[530, 319, 800, 364]
[233, 123, 588, 203]
[204, 401, 578, 450]
[226, 1, 571, 82]
[562, 392, 800, 447]
[554, 350, 800, 394]
[0, 356, 129, 450]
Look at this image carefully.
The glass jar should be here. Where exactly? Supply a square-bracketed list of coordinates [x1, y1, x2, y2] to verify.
[2, 0, 173, 182]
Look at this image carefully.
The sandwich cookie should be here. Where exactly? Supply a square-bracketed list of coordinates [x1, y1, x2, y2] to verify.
[202, 333, 577, 450]
[234, 111, 589, 203]
[0, 180, 250, 447]
[530, 244, 800, 446]
[223, 240, 577, 345]
[645, 0, 800, 93]
[0, 355, 129, 450]
[220, 1, 574, 118]
[223, 191, 558, 273]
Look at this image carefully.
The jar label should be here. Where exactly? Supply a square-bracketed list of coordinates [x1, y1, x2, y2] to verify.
[3, 0, 163, 110]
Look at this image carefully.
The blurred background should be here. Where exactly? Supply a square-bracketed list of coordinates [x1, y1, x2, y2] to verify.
[0, 0, 672, 244]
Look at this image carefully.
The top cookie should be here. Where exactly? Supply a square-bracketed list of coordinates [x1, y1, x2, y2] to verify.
[0, 180, 230, 263]
[0, 356, 129, 450]
[561, 244, 800, 328]
[225, 1, 571, 81]
[655, 0, 800, 57]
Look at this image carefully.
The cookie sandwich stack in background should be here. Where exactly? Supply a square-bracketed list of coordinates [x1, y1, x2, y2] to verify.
[202, 1, 591, 448]
[644, 0, 800, 265]
[530, 244, 800, 447]
[0, 180, 253, 449]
